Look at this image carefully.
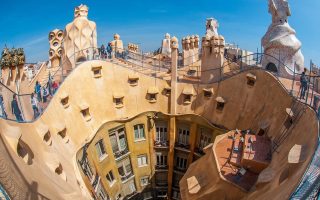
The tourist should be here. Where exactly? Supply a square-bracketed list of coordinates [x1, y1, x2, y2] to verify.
[52, 81, 59, 94]
[31, 93, 39, 119]
[300, 68, 308, 100]
[42, 85, 49, 103]
[100, 44, 106, 59]
[0, 94, 7, 119]
[35, 81, 42, 102]
[107, 42, 112, 59]
[48, 72, 53, 96]
[11, 94, 23, 122]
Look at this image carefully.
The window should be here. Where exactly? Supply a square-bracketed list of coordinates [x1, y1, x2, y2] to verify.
[173, 174, 181, 187]
[176, 156, 187, 171]
[216, 97, 225, 111]
[91, 65, 102, 78]
[115, 98, 123, 106]
[184, 94, 192, 104]
[140, 176, 149, 186]
[96, 180, 110, 200]
[172, 190, 180, 199]
[198, 128, 212, 150]
[156, 153, 167, 167]
[149, 94, 157, 101]
[134, 124, 145, 141]
[80, 156, 94, 182]
[164, 87, 171, 95]
[117, 158, 133, 182]
[155, 172, 168, 186]
[109, 127, 128, 158]
[106, 170, 115, 186]
[178, 126, 190, 146]
[116, 194, 122, 200]
[143, 191, 153, 200]
[155, 123, 168, 145]
[157, 190, 167, 198]
[80, 107, 91, 121]
[203, 89, 213, 98]
[60, 96, 69, 108]
[95, 139, 107, 161]
[93, 68, 101, 78]
[128, 75, 139, 86]
[216, 102, 225, 111]
[137, 154, 148, 167]
[129, 182, 136, 193]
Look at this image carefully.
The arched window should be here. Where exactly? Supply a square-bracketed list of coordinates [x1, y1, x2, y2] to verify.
[266, 62, 278, 73]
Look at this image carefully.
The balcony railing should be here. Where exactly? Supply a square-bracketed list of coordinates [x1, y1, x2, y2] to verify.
[155, 180, 168, 187]
[194, 147, 205, 156]
[114, 148, 130, 160]
[154, 141, 169, 148]
[155, 165, 168, 170]
[175, 142, 190, 151]
[120, 172, 134, 182]
[174, 167, 187, 173]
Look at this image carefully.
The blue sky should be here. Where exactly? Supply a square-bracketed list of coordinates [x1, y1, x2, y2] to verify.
[0, 0, 319, 66]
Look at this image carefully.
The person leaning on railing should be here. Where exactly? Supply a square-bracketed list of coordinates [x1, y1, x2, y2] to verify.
[300, 68, 308, 100]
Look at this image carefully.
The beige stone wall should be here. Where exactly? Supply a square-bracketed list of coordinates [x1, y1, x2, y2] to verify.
[0, 59, 317, 200]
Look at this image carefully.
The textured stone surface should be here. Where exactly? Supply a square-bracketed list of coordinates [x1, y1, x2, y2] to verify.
[262, 0, 304, 75]
[63, 4, 97, 68]
[161, 33, 171, 57]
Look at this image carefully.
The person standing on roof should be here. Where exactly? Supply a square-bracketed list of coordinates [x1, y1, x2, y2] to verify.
[0, 94, 7, 119]
[300, 68, 308, 100]
[106, 42, 112, 59]
[100, 44, 106, 59]
[11, 94, 23, 122]
[48, 72, 53, 96]
[35, 81, 42, 102]
[31, 93, 39, 119]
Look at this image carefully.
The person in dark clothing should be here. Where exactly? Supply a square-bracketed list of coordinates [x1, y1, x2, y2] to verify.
[100, 44, 106, 59]
[0, 94, 7, 119]
[35, 81, 42, 102]
[106, 43, 112, 59]
[11, 94, 23, 122]
[48, 72, 53, 96]
[300, 68, 308, 100]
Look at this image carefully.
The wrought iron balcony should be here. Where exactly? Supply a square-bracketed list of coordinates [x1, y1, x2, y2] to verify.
[174, 142, 190, 151]
[120, 172, 134, 182]
[155, 164, 168, 170]
[154, 141, 169, 148]
[114, 148, 130, 159]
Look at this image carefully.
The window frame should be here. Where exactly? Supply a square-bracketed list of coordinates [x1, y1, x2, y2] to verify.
[109, 127, 128, 156]
[137, 154, 148, 167]
[140, 176, 149, 186]
[106, 170, 116, 186]
[134, 124, 145, 141]
[155, 124, 168, 143]
[178, 126, 190, 145]
[156, 152, 168, 167]
[95, 139, 107, 161]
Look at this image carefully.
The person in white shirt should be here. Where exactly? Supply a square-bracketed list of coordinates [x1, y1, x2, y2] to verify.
[31, 93, 39, 119]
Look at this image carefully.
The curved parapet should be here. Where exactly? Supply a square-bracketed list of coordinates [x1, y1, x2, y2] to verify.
[0, 55, 318, 199]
